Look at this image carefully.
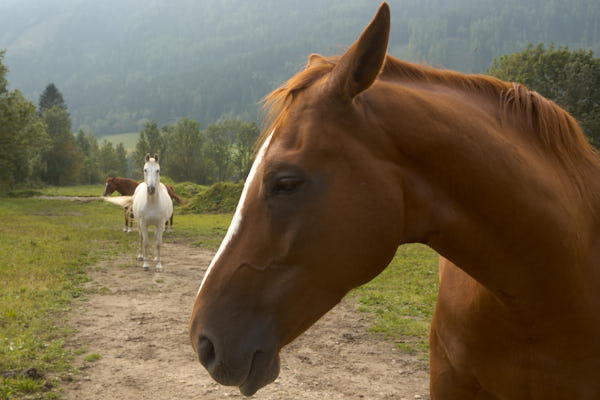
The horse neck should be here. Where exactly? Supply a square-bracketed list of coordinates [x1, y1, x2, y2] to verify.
[115, 177, 138, 195]
[368, 83, 600, 304]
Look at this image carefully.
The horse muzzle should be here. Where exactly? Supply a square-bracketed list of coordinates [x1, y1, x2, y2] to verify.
[191, 324, 280, 396]
[147, 185, 156, 195]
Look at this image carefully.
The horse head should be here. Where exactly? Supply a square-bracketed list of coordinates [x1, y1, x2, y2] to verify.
[189, 3, 403, 396]
[144, 153, 160, 195]
[103, 177, 116, 196]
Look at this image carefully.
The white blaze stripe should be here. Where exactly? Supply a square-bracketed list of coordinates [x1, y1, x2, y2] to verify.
[197, 131, 274, 295]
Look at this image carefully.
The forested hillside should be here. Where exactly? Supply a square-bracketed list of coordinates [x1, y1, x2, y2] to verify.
[1, 0, 599, 135]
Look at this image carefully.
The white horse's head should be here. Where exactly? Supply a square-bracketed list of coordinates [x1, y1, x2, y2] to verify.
[143, 153, 161, 195]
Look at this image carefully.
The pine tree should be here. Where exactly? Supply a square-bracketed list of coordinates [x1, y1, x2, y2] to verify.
[39, 83, 66, 114]
[40, 107, 80, 185]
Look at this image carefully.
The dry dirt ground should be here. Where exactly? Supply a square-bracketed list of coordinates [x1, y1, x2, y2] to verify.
[63, 240, 430, 400]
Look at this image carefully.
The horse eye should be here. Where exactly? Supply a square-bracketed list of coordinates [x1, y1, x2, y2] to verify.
[157, 170, 160, 174]
[144, 169, 147, 173]
[273, 177, 302, 195]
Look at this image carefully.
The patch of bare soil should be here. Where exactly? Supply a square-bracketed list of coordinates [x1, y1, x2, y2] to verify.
[63, 241, 430, 400]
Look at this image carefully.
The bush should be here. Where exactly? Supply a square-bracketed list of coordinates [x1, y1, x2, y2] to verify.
[5, 190, 43, 198]
[184, 182, 243, 213]
[160, 176, 175, 186]
[172, 181, 207, 199]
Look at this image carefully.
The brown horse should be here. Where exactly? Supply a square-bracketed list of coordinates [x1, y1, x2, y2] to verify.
[103, 176, 183, 232]
[189, 3, 600, 398]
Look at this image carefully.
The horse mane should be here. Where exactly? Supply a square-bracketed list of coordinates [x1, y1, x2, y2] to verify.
[261, 54, 598, 173]
[380, 57, 598, 168]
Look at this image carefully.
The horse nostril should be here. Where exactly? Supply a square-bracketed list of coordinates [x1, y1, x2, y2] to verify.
[197, 336, 216, 369]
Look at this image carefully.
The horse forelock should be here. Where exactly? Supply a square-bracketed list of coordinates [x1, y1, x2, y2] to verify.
[259, 56, 338, 150]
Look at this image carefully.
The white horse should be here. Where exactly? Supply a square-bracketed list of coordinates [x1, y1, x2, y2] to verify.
[103, 154, 173, 271]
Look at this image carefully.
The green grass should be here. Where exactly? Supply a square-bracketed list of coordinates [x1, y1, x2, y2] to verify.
[0, 198, 136, 398]
[169, 213, 232, 250]
[37, 185, 106, 197]
[352, 244, 439, 357]
[98, 132, 138, 153]
[0, 198, 233, 398]
[83, 353, 101, 363]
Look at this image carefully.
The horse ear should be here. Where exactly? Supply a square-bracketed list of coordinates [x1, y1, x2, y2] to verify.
[154, 153, 159, 162]
[307, 53, 330, 68]
[327, 2, 390, 100]
[145, 153, 150, 162]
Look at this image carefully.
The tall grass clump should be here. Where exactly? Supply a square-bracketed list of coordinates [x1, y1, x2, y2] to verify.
[183, 182, 243, 214]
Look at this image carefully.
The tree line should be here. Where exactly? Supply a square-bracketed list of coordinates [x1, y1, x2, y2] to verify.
[1, 44, 598, 191]
[0, 51, 260, 190]
[130, 117, 260, 184]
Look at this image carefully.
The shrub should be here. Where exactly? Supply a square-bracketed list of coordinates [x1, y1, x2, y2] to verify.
[184, 182, 243, 213]
[172, 181, 207, 199]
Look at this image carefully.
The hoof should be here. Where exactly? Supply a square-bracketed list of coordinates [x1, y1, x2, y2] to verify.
[155, 263, 163, 272]
[142, 263, 150, 271]
[127, 228, 132, 233]
[137, 255, 144, 261]
[123, 227, 127, 232]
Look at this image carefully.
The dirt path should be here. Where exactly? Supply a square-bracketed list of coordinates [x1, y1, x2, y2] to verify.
[36, 196, 101, 202]
[63, 241, 430, 399]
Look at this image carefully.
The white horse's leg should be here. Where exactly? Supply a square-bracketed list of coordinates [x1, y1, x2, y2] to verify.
[139, 221, 150, 270]
[154, 221, 165, 272]
[123, 208, 128, 232]
[137, 222, 144, 261]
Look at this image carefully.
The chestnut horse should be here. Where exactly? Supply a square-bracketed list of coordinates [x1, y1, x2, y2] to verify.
[190, 3, 600, 398]
[103, 176, 183, 232]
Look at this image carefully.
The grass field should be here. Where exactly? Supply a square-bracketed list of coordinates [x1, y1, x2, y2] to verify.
[0, 199, 135, 399]
[0, 197, 439, 398]
[97, 132, 139, 153]
[353, 245, 439, 356]
[37, 185, 106, 197]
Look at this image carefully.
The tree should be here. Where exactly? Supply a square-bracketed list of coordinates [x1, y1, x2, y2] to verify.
[41, 107, 80, 185]
[163, 118, 209, 183]
[232, 121, 260, 180]
[115, 143, 128, 177]
[489, 44, 600, 146]
[133, 120, 166, 176]
[39, 83, 66, 114]
[99, 140, 120, 177]
[205, 120, 236, 182]
[0, 51, 49, 190]
[75, 129, 102, 184]
[0, 50, 7, 94]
